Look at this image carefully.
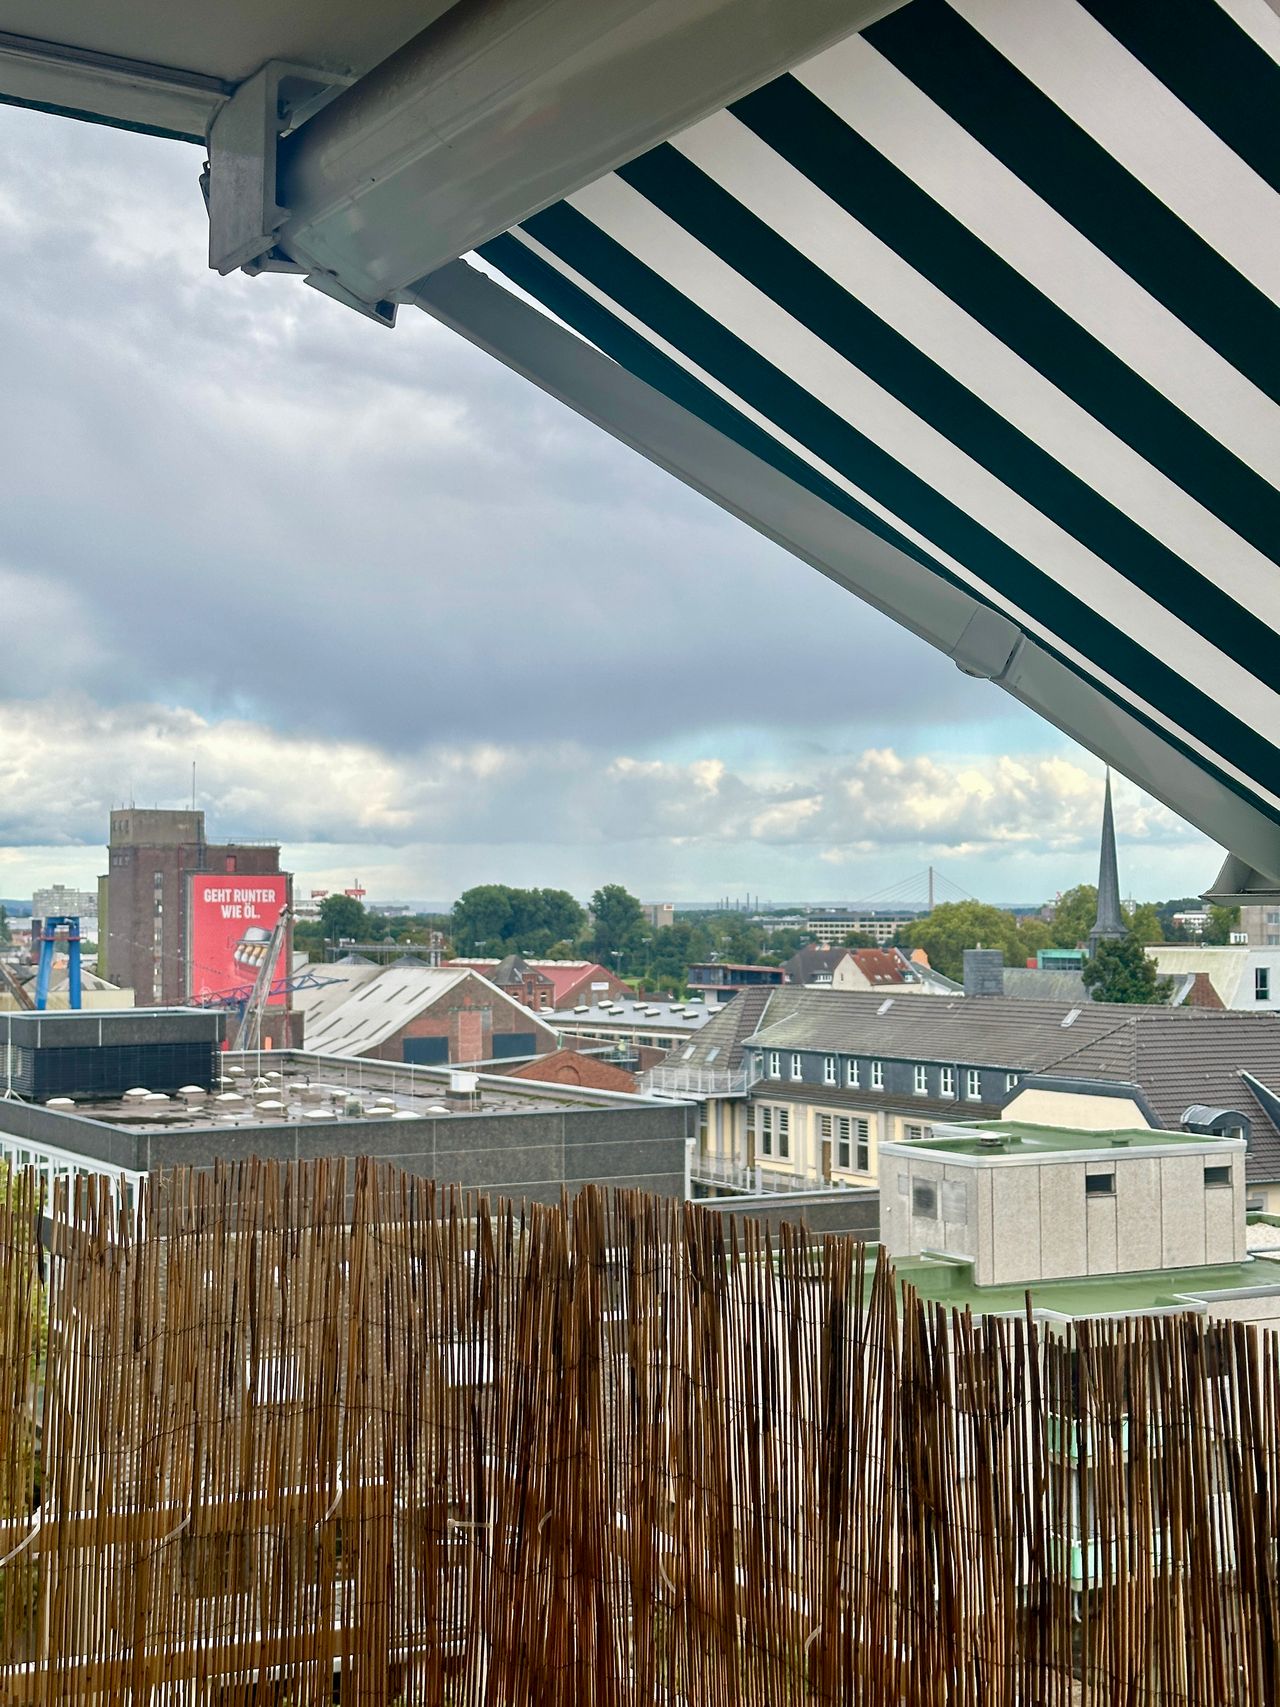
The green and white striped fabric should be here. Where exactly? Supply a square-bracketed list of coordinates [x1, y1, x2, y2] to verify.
[477, 0, 1280, 871]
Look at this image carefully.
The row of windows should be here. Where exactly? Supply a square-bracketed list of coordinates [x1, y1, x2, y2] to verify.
[764, 1050, 1015, 1100]
[908, 1162, 1234, 1220]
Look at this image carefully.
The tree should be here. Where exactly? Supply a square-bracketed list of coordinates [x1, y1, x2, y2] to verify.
[1202, 904, 1240, 946]
[1126, 902, 1164, 946]
[1081, 932, 1173, 1005]
[588, 884, 646, 965]
[450, 885, 515, 954]
[1016, 918, 1054, 959]
[840, 929, 876, 949]
[1049, 884, 1098, 949]
[318, 893, 368, 943]
[903, 901, 1026, 982]
[450, 885, 586, 956]
[0, 906, 9, 946]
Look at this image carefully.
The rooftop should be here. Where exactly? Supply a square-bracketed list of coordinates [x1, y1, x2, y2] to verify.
[8, 1047, 663, 1143]
[548, 998, 714, 1032]
[890, 1119, 1240, 1160]
[892, 1250, 1280, 1320]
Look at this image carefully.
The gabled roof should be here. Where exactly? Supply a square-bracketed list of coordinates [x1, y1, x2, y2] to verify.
[849, 948, 911, 986]
[782, 946, 849, 983]
[303, 966, 556, 1058]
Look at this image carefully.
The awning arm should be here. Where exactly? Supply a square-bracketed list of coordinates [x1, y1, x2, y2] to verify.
[206, 0, 903, 313]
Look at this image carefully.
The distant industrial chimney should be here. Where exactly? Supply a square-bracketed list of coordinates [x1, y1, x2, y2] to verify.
[963, 948, 1005, 998]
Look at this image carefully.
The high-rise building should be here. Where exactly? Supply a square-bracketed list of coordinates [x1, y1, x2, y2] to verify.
[32, 884, 97, 924]
[102, 810, 290, 1008]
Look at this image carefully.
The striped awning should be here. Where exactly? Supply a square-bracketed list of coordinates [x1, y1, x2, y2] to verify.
[454, 0, 1280, 882]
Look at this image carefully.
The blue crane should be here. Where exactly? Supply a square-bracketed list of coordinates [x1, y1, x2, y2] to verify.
[34, 916, 82, 1011]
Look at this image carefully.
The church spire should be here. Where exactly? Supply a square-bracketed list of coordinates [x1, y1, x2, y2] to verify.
[1089, 769, 1126, 949]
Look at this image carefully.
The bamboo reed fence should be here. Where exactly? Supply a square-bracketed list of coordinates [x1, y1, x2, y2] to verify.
[0, 1156, 1273, 1703]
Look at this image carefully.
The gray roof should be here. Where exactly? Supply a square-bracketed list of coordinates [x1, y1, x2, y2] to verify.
[781, 946, 848, 984]
[745, 989, 1120, 1069]
[661, 987, 778, 1073]
[549, 998, 713, 1034]
[1000, 967, 1091, 1004]
[741, 988, 1280, 1185]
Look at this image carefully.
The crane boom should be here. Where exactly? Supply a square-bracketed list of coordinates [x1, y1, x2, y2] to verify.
[238, 909, 289, 1053]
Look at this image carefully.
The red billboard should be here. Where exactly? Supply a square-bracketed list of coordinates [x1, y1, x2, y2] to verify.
[187, 875, 289, 1004]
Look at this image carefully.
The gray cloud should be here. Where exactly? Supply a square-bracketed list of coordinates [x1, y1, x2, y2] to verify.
[0, 108, 1005, 756]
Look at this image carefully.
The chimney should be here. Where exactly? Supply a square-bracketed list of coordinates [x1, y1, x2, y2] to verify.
[963, 948, 1005, 997]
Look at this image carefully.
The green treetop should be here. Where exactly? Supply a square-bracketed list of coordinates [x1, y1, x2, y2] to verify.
[1081, 932, 1173, 1005]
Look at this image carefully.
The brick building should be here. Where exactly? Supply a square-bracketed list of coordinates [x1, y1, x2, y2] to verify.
[297, 960, 557, 1065]
[101, 810, 290, 1011]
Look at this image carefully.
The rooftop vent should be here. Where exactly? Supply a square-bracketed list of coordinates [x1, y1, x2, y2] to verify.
[979, 1132, 1005, 1148]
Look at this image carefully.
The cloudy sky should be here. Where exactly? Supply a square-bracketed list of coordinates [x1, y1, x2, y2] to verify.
[0, 108, 1220, 907]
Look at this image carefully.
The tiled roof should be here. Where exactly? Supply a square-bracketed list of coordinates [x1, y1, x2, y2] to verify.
[745, 990, 1123, 1069]
[661, 987, 778, 1073]
[1053, 1010, 1280, 1184]
[849, 948, 911, 986]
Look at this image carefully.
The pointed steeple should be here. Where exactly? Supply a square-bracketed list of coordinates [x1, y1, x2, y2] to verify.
[1089, 769, 1126, 949]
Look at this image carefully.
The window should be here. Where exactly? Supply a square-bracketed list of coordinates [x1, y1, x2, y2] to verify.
[912, 1181, 938, 1219]
[871, 1060, 884, 1090]
[790, 1053, 802, 1081]
[1257, 967, 1271, 1002]
[823, 1054, 836, 1085]
[904, 1123, 927, 1142]
[818, 1113, 833, 1141]
[768, 1051, 781, 1079]
[1005, 1072, 1018, 1092]
[912, 1065, 927, 1096]
[758, 1106, 790, 1160]
[940, 1066, 955, 1098]
[1085, 1172, 1115, 1197]
[965, 1069, 981, 1100]
[854, 1118, 869, 1171]
[1204, 1165, 1232, 1187]
[836, 1116, 850, 1169]
[846, 1058, 860, 1088]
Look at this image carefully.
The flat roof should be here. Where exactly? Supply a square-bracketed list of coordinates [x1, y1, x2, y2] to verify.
[890, 1120, 1240, 1160]
[891, 1251, 1280, 1319]
[22, 1048, 653, 1134]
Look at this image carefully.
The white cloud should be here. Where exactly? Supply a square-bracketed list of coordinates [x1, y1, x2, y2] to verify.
[0, 697, 1209, 868]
